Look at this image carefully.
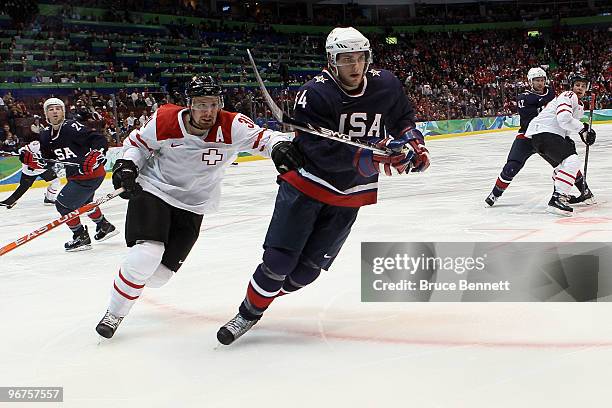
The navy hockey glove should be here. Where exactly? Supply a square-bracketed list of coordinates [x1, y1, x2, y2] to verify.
[579, 123, 596, 146]
[354, 132, 421, 177]
[112, 159, 142, 199]
[81, 149, 106, 175]
[271, 141, 304, 174]
[401, 129, 430, 172]
[19, 150, 46, 170]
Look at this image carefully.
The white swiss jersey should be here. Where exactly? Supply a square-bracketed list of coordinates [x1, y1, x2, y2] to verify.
[525, 91, 585, 138]
[121, 104, 292, 214]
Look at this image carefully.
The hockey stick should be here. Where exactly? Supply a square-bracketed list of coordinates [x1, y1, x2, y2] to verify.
[0, 188, 124, 256]
[583, 93, 595, 181]
[246, 49, 392, 156]
[0, 150, 81, 167]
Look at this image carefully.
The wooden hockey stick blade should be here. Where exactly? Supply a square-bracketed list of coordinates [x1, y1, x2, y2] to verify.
[0, 188, 125, 256]
[246, 49, 391, 156]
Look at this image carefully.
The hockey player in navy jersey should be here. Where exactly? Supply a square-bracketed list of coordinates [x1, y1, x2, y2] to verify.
[485, 68, 556, 205]
[217, 27, 430, 345]
[20, 97, 117, 251]
[485, 68, 592, 206]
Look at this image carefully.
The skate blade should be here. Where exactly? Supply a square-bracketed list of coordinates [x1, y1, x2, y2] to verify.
[97, 335, 112, 345]
[582, 197, 597, 205]
[546, 206, 573, 217]
[0, 203, 16, 209]
[95, 229, 119, 242]
[65, 244, 93, 252]
[43, 201, 56, 206]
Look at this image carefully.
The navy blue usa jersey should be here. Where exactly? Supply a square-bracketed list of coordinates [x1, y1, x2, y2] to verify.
[517, 85, 555, 133]
[280, 68, 416, 207]
[39, 119, 108, 180]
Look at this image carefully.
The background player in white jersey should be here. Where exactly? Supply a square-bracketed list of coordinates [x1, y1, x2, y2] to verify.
[525, 73, 596, 215]
[95, 75, 302, 338]
[0, 141, 60, 209]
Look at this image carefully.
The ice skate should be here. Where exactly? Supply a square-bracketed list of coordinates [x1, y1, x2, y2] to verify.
[547, 192, 573, 216]
[217, 313, 259, 345]
[484, 192, 498, 207]
[0, 200, 16, 209]
[568, 188, 596, 205]
[94, 219, 118, 241]
[96, 310, 124, 339]
[64, 226, 92, 251]
[43, 197, 56, 206]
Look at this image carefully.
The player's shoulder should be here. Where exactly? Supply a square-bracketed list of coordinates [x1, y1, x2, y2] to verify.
[301, 70, 335, 94]
[220, 110, 243, 127]
[366, 68, 403, 95]
[560, 90, 578, 101]
[366, 68, 397, 82]
[154, 103, 185, 122]
[151, 104, 185, 140]
[63, 119, 89, 134]
[298, 71, 338, 107]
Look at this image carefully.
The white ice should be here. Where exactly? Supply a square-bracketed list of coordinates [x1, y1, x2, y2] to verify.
[1, 125, 611, 408]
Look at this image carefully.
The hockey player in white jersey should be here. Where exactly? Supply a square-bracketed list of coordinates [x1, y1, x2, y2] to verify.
[0, 141, 60, 209]
[525, 73, 596, 215]
[95, 75, 303, 338]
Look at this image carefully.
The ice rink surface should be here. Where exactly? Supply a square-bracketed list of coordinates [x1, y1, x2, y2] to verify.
[1, 125, 611, 408]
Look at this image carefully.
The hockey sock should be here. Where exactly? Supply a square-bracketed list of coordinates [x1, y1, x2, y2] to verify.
[4, 174, 37, 204]
[279, 257, 322, 296]
[553, 155, 581, 195]
[45, 178, 61, 201]
[88, 207, 104, 224]
[56, 201, 83, 232]
[109, 241, 165, 317]
[491, 175, 511, 197]
[66, 217, 83, 233]
[574, 171, 587, 194]
[239, 247, 300, 320]
[492, 161, 522, 197]
[145, 264, 174, 288]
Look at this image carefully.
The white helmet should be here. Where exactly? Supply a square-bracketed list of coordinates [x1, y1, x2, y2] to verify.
[326, 27, 373, 75]
[43, 97, 66, 123]
[527, 67, 547, 86]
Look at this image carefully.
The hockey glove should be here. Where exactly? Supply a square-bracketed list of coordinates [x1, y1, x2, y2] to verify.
[401, 128, 430, 172]
[579, 123, 596, 146]
[271, 141, 304, 174]
[81, 149, 106, 175]
[112, 159, 142, 199]
[355, 138, 415, 177]
[19, 150, 46, 170]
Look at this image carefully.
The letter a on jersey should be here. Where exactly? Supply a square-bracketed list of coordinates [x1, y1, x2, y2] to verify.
[216, 127, 224, 143]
